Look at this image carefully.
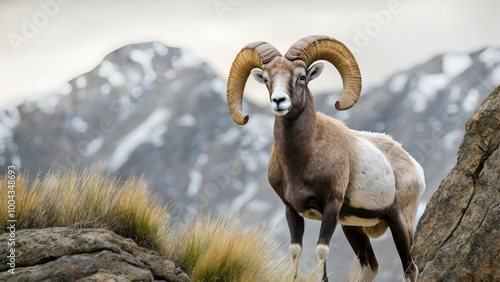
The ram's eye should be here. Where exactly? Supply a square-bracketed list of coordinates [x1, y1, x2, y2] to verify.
[263, 78, 268, 84]
[299, 75, 306, 81]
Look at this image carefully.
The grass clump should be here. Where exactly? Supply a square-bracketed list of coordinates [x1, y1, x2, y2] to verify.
[0, 167, 169, 251]
[164, 213, 297, 281]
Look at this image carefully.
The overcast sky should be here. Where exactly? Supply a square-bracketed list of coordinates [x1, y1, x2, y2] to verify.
[1, 0, 499, 107]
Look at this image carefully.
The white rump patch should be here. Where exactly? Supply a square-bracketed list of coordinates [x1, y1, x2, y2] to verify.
[409, 155, 426, 199]
[348, 138, 395, 210]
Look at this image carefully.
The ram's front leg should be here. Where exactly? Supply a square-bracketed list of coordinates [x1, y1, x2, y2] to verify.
[286, 206, 304, 279]
[316, 201, 340, 282]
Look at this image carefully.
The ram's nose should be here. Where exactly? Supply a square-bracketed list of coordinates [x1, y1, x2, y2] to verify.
[271, 91, 291, 116]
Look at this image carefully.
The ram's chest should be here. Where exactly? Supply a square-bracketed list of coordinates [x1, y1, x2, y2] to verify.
[346, 138, 396, 211]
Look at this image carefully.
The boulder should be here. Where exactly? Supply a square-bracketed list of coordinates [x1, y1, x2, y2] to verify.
[0, 227, 190, 282]
[413, 85, 500, 280]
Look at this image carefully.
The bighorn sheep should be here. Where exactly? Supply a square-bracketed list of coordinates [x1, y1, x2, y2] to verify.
[226, 35, 425, 282]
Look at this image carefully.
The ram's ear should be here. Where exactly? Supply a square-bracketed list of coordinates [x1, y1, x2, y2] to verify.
[251, 68, 266, 84]
[306, 62, 324, 82]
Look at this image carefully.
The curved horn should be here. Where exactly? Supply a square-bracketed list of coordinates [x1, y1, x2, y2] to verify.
[227, 42, 282, 125]
[285, 35, 362, 110]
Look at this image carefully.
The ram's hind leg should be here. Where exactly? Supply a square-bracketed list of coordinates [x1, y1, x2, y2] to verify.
[386, 214, 418, 282]
[342, 225, 378, 282]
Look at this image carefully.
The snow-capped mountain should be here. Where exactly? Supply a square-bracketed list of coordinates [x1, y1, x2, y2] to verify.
[1, 42, 498, 280]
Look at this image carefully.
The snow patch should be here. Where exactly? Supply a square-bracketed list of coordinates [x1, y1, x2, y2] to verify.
[489, 66, 500, 85]
[411, 74, 450, 113]
[242, 114, 274, 150]
[130, 48, 157, 85]
[130, 48, 154, 68]
[131, 87, 144, 99]
[241, 150, 258, 172]
[270, 207, 286, 227]
[442, 129, 464, 149]
[0, 107, 20, 152]
[71, 116, 88, 133]
[170, 80, 183, 92]
[430, 120, 442, 131]
[172, 49, 203, 69]
[108, 108, 170, 170]
[187, 154, 209, 196]
[442, 54, 472, 77]
[59, 83, 73, 95]
[216, 128, 240, 145]
[247, 199, 272, 213]
[418, 74, 450, 95]
[153, 42, 168, 56]
[37, 95, 60, 114]
[463, 88, 480, 112]
[99, 61, 125, 87]
[231, 182, 259, 211]
[187, 169, 203, 196]
[195, 153, 208, 167]
[76, 76, 87, 89]
[448, 85, 461, 102]
[446, 104, 459, 114]
[11, 154, 21, 169]
[176, 114, 197, 127]
[479, 47, 500, 68]
[410, 53, 474, 113]
[85, 137, 104, 156]
[127, 71, 142, 85]
[100, 84, 111, 95]
[164, 69, 177, 80]
[210, 78, 226, 95]
[390, 74, 408, 92]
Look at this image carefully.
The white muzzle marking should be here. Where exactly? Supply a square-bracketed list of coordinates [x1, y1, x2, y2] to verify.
[271, 91, 291, 116]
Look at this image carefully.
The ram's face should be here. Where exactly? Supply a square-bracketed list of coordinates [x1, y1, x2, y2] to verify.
[251, 58, 324, 118]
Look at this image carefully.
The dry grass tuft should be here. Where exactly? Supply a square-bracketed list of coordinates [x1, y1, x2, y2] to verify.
[0, 167, 170, 251]
[163, 213, 297, 281]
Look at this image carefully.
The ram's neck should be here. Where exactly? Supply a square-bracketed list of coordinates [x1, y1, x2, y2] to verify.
[273, 92, 316, 167]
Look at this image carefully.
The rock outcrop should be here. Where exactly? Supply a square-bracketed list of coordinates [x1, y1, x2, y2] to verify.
[413, 85, 500, 281]
[0, 227, 190, 282]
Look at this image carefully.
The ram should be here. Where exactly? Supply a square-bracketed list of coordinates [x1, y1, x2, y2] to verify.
[226, 35, 424, 282]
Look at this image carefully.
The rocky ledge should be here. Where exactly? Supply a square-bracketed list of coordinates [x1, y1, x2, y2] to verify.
[0, 227, 190, 282]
